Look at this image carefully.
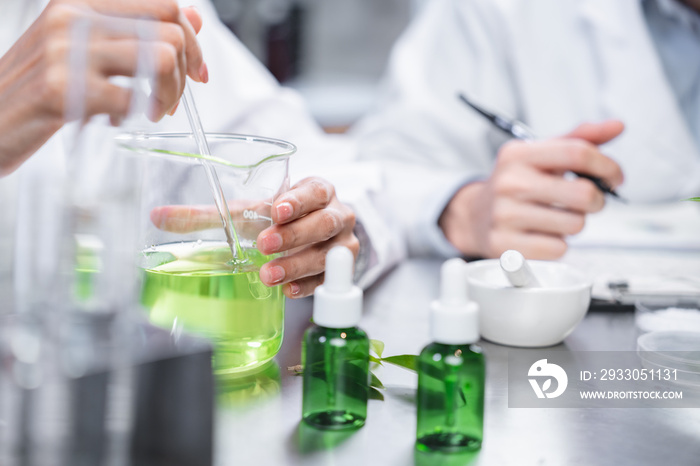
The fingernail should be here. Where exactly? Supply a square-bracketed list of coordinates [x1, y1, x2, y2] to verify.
[263, 266, 285, 285]
[167, 101, 180, 116]
[199, 62, 209, 83]
[276, 202, 293, 223]
[288, 282, 300, 296]
[260, 233, 283, 253]
[147, 102, 164, 122]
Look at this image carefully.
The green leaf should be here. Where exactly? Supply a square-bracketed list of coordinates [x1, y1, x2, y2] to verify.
[369, 355, 383, 366]
[380, 354, 419, 372]
[368, 386, 385, 401]
[289, 342, 419, 405]
[369, 339, 385, 358]
[685, 197, 700, 202]
[370, 372, 385, 390]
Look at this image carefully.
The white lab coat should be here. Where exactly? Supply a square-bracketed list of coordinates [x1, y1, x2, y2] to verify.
[0, 0, 404, 295]
[353, 0, 700, 257]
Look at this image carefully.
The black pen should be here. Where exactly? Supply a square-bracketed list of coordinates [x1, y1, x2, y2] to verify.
[457, 93, 625, 201]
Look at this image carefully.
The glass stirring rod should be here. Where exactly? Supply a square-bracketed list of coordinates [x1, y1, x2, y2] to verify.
[181, 83, 271, 299]
[181, 82, 245, 261]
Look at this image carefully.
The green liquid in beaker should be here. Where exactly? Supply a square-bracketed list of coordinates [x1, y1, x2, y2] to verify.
[140, 241, 284, 374]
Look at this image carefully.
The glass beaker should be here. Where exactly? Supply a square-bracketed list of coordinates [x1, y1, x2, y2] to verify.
[118, 133, 295, 375]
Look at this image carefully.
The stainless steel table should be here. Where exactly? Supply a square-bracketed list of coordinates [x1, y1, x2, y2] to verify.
[215, 258, 700, 466]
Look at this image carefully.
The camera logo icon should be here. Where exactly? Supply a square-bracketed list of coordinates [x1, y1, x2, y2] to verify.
[528, 359, 568, 399]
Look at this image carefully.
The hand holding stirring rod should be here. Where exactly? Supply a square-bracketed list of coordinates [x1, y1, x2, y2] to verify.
[0, 0, 207, 175]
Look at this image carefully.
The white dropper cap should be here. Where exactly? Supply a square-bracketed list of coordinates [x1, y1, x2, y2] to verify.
[430, 258, 480, 345]
[313, 246, 363, 328]
[500, 250, 540, 288]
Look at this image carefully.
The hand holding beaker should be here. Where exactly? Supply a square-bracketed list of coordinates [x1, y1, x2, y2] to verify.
[256, 176, 359, 299]
[147, 176, 360, 300]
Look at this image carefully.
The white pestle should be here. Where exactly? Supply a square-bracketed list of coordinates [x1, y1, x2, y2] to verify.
[500, 250, 541, 288]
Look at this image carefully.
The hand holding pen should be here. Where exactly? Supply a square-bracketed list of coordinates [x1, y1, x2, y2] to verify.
[458, 94, 625, 200]
[438, 94, 625, 260]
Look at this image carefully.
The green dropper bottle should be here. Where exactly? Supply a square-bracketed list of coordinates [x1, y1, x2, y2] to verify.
[302, 246, 369, 430]
[416, 258, 485, 453]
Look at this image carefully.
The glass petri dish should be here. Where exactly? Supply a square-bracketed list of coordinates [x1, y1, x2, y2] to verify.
[637, 331, 700, 387]
[634, 299, 700, 334]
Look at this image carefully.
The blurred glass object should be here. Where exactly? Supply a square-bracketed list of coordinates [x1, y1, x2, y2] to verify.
[3, 15, 152, 466]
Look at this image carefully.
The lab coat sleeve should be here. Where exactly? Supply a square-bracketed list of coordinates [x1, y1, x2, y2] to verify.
[351, 0, 518, 257]
[169, 0, 405, 287]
